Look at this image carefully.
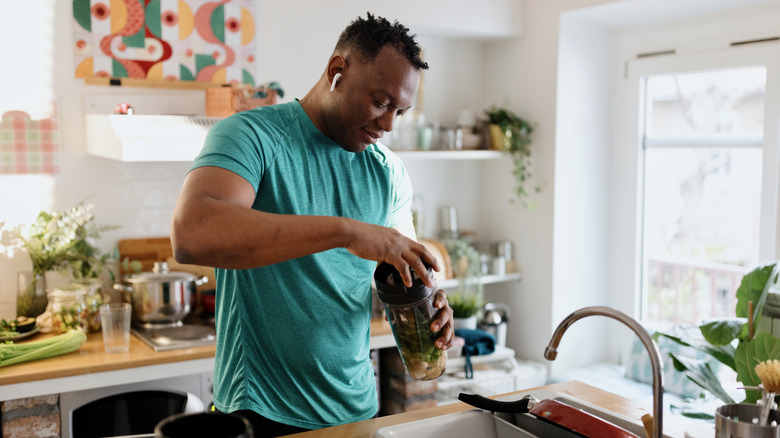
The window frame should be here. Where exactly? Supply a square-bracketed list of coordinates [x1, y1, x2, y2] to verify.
[616, 44, 780, 321]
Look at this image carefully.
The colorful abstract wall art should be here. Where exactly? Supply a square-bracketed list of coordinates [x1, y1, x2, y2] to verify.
[0, 110, 60, 175]
[73, 0, 258, 86]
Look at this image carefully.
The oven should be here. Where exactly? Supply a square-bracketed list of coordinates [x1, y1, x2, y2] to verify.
[59, 372, 213, 438]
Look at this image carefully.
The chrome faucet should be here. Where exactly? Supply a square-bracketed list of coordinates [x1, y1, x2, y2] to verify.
[544, 306, 664, 438]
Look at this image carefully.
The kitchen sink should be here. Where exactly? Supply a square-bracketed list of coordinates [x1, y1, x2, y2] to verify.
[374, 410, 537, 438]
[374, 389, 673, 438]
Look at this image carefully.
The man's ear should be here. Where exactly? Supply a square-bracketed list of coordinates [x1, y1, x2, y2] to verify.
[326, 55, 347, 90]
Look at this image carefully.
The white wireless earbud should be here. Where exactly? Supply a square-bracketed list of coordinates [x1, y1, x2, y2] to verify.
[330, 73, 342, 92]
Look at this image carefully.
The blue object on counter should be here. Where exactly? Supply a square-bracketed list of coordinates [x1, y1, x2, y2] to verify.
[454, 328, 496, 379]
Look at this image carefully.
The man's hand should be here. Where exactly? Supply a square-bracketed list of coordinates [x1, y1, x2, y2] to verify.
[344, 219, 439, 287]
[431, 289, 454, 350]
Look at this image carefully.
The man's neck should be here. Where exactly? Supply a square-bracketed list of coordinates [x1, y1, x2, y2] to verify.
[298, 84, 328, 137]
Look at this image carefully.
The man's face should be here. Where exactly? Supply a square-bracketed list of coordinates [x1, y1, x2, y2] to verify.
[323, 46, 421, 153]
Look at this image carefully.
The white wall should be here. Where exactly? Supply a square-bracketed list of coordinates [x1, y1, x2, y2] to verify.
[256, 0, 522, 111]
[472, 0, 625, 370]
[549, 15, 614, 371]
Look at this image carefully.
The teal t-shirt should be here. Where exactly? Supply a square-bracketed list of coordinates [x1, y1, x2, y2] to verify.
[191, 101, 413, 429]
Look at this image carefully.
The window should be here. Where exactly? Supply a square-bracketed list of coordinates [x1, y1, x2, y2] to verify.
[640, 67, 765, 326]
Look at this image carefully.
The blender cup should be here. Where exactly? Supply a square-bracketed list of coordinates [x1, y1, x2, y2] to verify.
[374, 262, 446, 380]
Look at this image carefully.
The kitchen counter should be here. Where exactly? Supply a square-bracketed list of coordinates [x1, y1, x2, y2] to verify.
[0, 318, 394, 401]
[286, 380, 715, 438]
[1, 327, 716, 437]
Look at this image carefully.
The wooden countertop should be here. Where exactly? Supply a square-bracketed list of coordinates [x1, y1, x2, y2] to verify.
[0, 319, 393, 387]
[0, 331, 215, 386]
[286, 381, 715, 438]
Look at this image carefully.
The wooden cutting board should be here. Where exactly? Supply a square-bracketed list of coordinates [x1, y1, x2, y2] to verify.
[117, 237, 173, 274]
[117, 237, 215, 293]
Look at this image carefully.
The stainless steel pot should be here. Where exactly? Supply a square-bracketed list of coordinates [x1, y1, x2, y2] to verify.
[114, 261, 207, 324]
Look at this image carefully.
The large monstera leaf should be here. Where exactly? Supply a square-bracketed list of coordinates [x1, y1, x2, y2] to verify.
[735, 333, 780, 404]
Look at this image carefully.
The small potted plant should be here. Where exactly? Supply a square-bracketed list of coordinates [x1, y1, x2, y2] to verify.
[448, 288, 484, 330]
[485, 105, 537, 209]
[444, 238, 484, 329]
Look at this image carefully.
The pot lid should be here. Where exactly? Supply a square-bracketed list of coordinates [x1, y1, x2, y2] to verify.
[125, 261, 198, 283]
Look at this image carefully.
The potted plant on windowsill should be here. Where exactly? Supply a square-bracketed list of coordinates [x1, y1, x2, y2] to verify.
[655, 261, 780, 413]
[484, 105, 537, 210]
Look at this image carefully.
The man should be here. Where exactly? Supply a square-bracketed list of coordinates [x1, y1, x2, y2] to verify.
[171, 12, 454, 437]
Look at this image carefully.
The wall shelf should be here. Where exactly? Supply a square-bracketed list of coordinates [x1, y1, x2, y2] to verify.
[393, 150, 504, 160]
[438, 272, 522, 290]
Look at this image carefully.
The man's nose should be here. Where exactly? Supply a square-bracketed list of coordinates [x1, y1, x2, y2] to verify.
[377, 110, 396, 133]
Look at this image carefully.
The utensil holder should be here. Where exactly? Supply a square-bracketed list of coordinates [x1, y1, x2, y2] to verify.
[716, 403, 780, 437]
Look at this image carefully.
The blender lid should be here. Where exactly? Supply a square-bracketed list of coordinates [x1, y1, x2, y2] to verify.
[374, 262, 436, 306]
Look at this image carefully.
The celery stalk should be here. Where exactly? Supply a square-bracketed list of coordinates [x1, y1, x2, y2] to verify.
[0, 330, 86, 367]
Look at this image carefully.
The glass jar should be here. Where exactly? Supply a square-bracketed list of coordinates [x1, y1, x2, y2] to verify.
[72, 278, 103, 332]
[47, 285, 89, 334]
[374, 262, 446, 380]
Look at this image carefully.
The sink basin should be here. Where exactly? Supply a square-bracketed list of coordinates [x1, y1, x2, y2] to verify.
[374, 389, 674, 438]
[374, 409, 538, 438]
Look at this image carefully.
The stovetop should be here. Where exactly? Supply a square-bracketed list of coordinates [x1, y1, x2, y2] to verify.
[132, 312, 216, 352]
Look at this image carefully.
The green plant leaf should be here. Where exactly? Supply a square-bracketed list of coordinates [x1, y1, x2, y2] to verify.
[669, 353, 736, 404]
[484, 105, 536, 208]
[655, 330, 736, 371]
[448, 289, 483, 318]
[735, 333, 780, 404]
[679, 411, 716, 420]
[736, 263, 778, 339]
[701, 319, 745, 346]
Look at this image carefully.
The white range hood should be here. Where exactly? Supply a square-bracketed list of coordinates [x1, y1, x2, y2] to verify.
[85, 114, 221, 162]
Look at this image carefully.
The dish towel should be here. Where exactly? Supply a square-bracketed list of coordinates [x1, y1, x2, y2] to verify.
[454, 328, 496, 379]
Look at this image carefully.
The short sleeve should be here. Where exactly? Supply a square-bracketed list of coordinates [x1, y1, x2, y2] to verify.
[191, 112, 270, 191]
[383, 148, 414, 230]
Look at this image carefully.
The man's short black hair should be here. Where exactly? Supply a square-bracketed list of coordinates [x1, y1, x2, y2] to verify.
[335, 12, 429, 71]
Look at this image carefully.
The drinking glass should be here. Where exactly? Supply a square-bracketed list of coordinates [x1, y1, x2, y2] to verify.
[99, 303, 131, 353]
